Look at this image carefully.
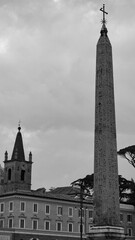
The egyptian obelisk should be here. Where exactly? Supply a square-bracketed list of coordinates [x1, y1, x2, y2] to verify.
[88, 5, 125, 240]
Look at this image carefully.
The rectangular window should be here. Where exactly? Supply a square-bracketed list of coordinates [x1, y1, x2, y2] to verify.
[19, 218, 25, 229]
[89, 210, 93, 219]
[45, 205, 50, 215]
[68, 223, 73, 232]
[20, 202, 26, 212]
[78, 209, 84, 218]
[120, 213, 123, 222]
[9, 201, 14, 212]
[8, 218, 13, 228]
[0, 220, 4, 228]
[127, 228, 132, 236]
[68, 207, 73, 217]
[32, 220, 38, 230]
[0, 203, 4, 213]
[57, 206, 63, 216]
[127, 214, 132, 223]
[56, 222, 62, 231]
[33, 203, 38, 213]
[44, 220, 50, 230]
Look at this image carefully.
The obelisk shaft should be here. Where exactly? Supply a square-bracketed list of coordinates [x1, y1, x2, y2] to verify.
[94, 25, 120, 226]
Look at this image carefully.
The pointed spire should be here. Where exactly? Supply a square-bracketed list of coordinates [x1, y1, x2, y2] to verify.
[100, 4, 108, 36]
[11, 124, 25, 161]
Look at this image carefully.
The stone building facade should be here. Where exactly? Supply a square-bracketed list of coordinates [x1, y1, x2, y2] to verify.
[0, 190, 134, 240]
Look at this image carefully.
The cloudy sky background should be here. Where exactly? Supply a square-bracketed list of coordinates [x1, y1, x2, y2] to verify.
[0, 0, 135, 190]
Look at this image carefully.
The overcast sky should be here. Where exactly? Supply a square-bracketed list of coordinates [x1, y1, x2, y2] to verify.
[0, 0, 135, 190]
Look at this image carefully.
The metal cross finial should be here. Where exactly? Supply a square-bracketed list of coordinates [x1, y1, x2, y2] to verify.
[100, 4, 108, 25]
[18, 120, 21, 131]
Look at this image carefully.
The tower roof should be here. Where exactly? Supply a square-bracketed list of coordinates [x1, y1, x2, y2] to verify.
[11, 125, 25, 161]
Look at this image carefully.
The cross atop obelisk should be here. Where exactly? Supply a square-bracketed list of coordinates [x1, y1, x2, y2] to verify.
[100, 4, 108, 25]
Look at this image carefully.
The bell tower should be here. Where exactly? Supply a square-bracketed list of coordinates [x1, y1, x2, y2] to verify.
[3, 125, 33, 193]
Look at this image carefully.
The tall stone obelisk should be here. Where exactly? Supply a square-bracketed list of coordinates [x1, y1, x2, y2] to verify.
[94, 5, 120, 226]
[88, 5, 125, 240]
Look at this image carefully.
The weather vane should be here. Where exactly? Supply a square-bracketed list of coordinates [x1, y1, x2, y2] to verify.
[100, 4, 108, 25]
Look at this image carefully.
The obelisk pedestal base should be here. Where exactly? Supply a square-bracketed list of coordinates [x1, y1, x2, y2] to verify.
[87, 226, 125, 240]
